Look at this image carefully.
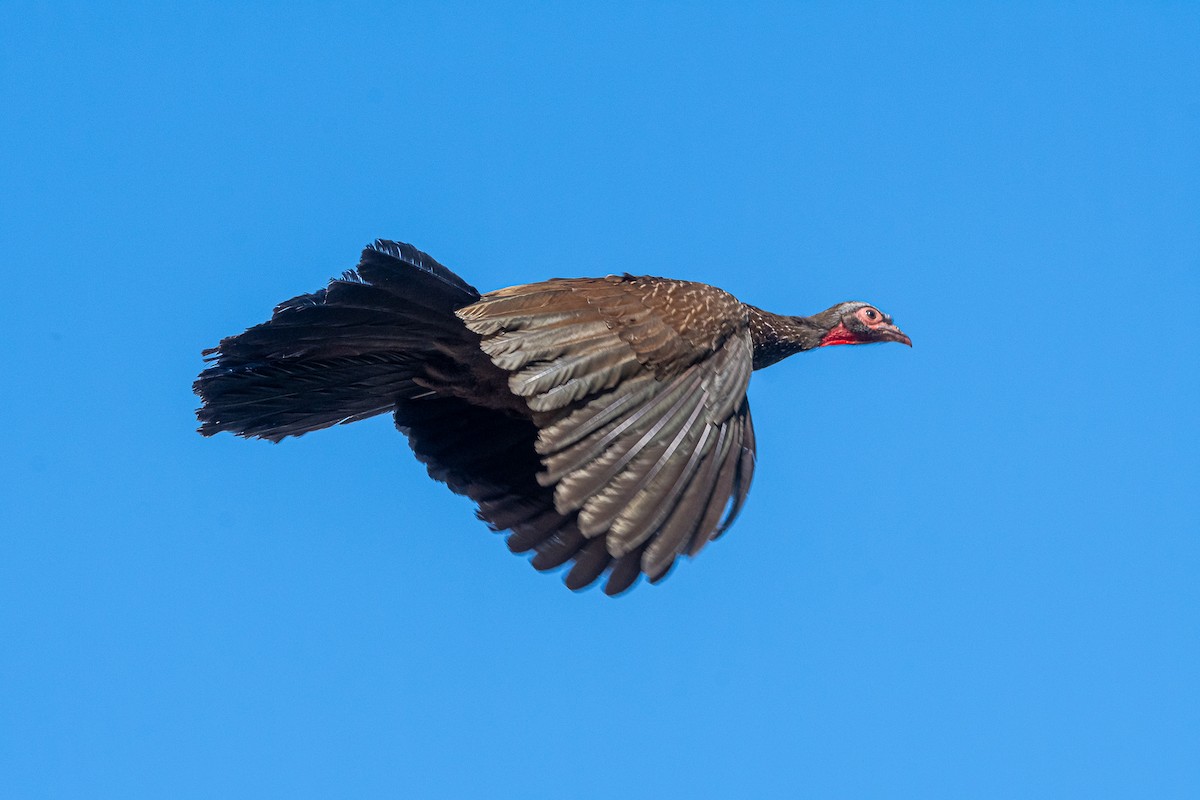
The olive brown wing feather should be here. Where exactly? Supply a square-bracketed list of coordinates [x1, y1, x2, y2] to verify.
[457, 277, 757, 585]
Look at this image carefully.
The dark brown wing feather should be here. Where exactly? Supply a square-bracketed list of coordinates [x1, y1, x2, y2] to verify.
[392, 395, 588, 572]
[458, 275, 758, 592]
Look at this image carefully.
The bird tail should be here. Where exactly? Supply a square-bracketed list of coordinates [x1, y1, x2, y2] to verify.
[194, 240, 482, 442]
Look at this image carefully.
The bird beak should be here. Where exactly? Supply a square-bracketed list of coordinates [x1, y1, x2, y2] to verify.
[878, 325, 912, 347]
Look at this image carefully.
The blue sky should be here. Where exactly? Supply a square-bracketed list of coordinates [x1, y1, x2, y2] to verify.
[2, 2, 1197, 797]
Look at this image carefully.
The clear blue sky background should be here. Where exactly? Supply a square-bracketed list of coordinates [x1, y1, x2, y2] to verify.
[2, 3, 1197, 798]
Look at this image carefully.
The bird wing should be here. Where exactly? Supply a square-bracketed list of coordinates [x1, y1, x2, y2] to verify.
[457, 275, 757, 590]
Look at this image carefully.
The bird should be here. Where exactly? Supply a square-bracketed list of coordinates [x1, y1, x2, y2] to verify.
[195, 240, 911, 595]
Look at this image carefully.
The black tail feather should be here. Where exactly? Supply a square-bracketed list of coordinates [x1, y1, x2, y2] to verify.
[194, 241, 480, 442]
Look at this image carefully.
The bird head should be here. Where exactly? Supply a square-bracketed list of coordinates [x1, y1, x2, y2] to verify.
[815, 302, 912, 348]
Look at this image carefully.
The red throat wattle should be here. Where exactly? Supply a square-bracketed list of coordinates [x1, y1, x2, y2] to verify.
[819, 322, 860, 347]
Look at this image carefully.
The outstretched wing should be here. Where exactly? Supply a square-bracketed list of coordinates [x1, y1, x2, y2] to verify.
[457, 275, 757, 589]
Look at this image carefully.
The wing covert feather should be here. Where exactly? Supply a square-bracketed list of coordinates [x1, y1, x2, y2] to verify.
[457, 276, 759, 592]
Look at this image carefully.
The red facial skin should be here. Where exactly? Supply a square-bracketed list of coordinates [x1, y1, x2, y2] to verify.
[819, 306, 912, 347]
[819, 322, 859, 347]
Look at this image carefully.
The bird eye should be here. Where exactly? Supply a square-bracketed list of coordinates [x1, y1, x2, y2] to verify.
[855, 306, 886, 327]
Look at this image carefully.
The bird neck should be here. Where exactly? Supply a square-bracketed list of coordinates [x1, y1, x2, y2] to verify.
[746, 305, 834, 369]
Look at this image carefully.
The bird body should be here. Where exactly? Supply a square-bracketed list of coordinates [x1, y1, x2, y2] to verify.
[195, 240, 910, 595]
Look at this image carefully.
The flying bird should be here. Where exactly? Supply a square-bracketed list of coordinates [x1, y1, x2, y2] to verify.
[195, 240, 911, 595]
